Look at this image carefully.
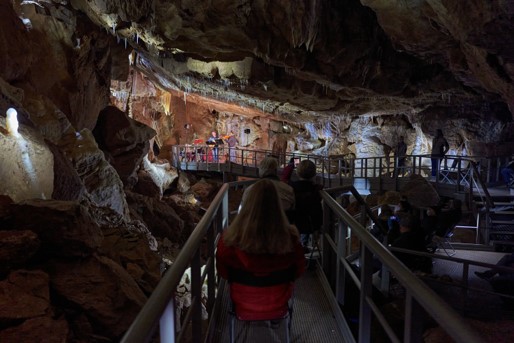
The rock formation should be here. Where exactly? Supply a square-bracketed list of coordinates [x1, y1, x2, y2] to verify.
[0, 0, 514, 341]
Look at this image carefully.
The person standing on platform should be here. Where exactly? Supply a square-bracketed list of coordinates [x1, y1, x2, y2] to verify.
[291, 160, 323, 252]
[206, 131, 219, 162]
[430, 129, 449, 178]
[395, 136, 407, 176]
[226, 131, 239, 162]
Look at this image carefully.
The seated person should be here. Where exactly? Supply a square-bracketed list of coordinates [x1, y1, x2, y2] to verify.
[434, 199, 462, 238]
[371, 204, 394, 242]
[391, 214, 431, 273]
[475, 252, 514, 308]
[216, 179, 305, 319]
[475, 252, 514, 280]
[421, 206, 439, 245]
[387, 198, 415, 244]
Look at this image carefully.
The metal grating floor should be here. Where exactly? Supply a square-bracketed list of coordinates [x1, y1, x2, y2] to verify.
[427, 250, 514, 321]
[209, 264, 348, 343]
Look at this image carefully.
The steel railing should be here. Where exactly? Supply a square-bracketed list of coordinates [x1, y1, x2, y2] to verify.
[120, 180, 255, 343]
[170, 145, 509, 188]
[319, 185, 482, 343]
[122, 179, 485, 343]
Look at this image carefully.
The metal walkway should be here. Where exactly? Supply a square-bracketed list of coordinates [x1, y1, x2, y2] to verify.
[210, 264, 347, 343]
[429, 249, 513, 321]
[117, 149, 514, 342]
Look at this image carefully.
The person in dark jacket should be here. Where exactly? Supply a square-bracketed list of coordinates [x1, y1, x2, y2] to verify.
[391, 214, 431, 272]
[430, 129, 449, 177]
[291, 160, 323, 252]
[395, 136, 408, 176]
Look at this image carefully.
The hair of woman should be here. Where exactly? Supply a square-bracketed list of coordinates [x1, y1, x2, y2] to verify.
[296, 159, 317, 179]
[223, 179, 299, 254]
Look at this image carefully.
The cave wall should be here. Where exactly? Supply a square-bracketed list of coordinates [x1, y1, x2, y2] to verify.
[110, 68, 514, 162]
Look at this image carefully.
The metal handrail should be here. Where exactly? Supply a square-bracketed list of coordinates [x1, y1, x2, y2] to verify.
[122, 179, 486, 342]
[319, 187, 483, 343]
[387, 246, 514, 310]
[170, 145, 508, 186]
[120, 182, 231, 343]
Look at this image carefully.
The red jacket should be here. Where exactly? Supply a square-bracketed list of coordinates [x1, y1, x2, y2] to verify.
[216, 234, 305, 320]
[280, 164, 295, 183]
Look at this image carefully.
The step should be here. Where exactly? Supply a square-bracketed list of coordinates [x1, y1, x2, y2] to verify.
[476, 201, 514, 207]
[490, 210, 514, 215]
[490, 233, 514, 240]
[492, 241, 514, 253]
[491, 220, 514, 225]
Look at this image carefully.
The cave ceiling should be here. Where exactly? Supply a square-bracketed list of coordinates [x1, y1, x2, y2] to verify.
[24, 0, 514, 123]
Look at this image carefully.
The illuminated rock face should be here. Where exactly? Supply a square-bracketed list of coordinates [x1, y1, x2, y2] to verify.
[0, 117, 54, 202]
[1, 0, 514, 162]
[5, 108, 19, 136]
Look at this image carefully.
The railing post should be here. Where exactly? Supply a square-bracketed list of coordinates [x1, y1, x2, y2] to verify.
[321, 200, 331, 274]
[190, 250, 202, 343]
[335, 220, 347, 305]
[159, 298, 176, 343]
[207, 221, 216, 316]
[404, 292, 424, 343]
[358, 246, 373, 343]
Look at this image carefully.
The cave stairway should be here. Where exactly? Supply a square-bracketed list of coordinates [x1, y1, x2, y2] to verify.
[474, 187, 514, 252]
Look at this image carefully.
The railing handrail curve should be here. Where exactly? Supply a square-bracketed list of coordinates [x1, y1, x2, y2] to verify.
[319, 189, 483, 343]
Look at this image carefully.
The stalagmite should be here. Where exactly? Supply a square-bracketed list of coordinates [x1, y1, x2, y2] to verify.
[6, 108, 19, 136]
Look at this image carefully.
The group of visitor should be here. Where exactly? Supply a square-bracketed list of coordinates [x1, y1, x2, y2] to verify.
[214, 140, 514, 320]
[217, 156, 322, 285]
[372, 197, 464, 273]
[216, 156, 322, 319]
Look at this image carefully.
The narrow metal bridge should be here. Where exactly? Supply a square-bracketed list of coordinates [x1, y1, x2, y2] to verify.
[120, 181, 514, 342]
[171, 145, 514, 248]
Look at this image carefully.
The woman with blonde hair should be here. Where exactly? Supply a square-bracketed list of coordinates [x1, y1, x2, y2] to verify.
[216, 179, 305, 320]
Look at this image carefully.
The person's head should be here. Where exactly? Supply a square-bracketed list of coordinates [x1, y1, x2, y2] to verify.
[436, 129, 443, 137]
[399, 214, 413, 233]
[296, 160, 316, 180]
[399, 136, 404, 142]
[229, 131, 234, 136]
[288, 157, 295, 165]
[259, 156, 279, 178]
[211, 131, 217, 137]
[398, 198, 411, 213]
[223, 179, 298, 254]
